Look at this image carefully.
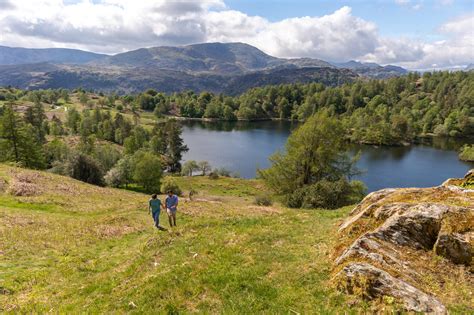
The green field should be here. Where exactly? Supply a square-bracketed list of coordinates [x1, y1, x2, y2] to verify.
[0, 164, 368, 313]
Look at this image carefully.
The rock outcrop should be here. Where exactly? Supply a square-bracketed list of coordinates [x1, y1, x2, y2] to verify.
[333, 170, 474, 313]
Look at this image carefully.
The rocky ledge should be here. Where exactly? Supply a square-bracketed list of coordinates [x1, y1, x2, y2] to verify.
[333, 170, 474, 314]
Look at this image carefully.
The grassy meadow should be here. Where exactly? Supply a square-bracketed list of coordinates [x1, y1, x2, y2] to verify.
[0, 164, 368, 313]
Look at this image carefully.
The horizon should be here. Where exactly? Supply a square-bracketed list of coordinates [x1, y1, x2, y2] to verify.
[0, 41, 471, 72]
[0, 1, 472, 70]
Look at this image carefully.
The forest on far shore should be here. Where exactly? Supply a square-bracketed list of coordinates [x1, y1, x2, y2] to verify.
[1, 71, 473, 147]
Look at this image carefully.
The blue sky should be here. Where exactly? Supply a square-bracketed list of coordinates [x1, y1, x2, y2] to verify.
[0, 0, 472, 69]
[225, 0, 472, 38]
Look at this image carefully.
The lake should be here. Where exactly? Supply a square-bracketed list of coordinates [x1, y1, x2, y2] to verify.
[181, 120, 474, 192]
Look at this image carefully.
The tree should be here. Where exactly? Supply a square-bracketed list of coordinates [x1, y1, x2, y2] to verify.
[154, 120, 188, 173]
[66, 107, 81, 134]
[259, 111, 364, 208]
[50, 115, 65, 136]
[104, 155, 133, 187]
[24, 101, 47, 143]
[181, 160, 199, 176]
[124, 126, 148, 154]
[93, 144, 121, 172]
[132, 151, 163, 192]
[65, 153, 103, 185]
[44, 138, 69, 168]
[79, 92, 89, 106]
[0, 104, 45, 169]
[197, 161, 211, 176]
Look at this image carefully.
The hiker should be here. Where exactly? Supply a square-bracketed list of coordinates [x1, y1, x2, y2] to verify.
[148, 194, 163, 229]
[165, 190, 179, 227]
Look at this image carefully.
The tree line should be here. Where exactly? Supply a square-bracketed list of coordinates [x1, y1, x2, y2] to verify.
[0, 92, 188, 192]
[2, 71, 473, 147]
[146, 71, 474, 145]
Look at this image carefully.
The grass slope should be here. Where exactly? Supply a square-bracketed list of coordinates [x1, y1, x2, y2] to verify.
[1, 164, 364, 313]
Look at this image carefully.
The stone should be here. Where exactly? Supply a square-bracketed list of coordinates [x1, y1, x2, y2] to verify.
[464, 169, 474, 180]
[336, 263, 447, 314]
[371, 203, 449, 250]
[335, 236, 416, 277]
[334, 171, 474, 312]
[434, 233, 472, 266]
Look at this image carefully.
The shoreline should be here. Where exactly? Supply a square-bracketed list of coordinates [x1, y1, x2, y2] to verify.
[164, 115, 300, 123]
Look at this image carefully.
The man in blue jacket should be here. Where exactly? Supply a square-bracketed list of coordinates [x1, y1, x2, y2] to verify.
[165, 190, 179, 227]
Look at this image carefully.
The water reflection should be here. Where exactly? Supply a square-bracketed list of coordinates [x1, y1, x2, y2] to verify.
[181, 120, 474, 192]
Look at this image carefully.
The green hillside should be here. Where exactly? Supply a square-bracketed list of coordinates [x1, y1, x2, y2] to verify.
[1, 164, 360, 313]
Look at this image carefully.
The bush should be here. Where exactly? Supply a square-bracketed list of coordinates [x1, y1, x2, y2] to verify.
[104, 167, 123, 187]
[433, 124, 448, 136]
[132, 151, 162, 193]
[254, 194, 273, 206]
[284, 179, 366, 209]
[459, 145, 474, 162]
[103, 156, 133, 188]
[65, 153, 104, 186]
[181, 160, 199, 176]
[93, 144, 121, 172]
[161, 177, 182, 196]
[216, 167, 232, 177]
[208, 171, 219, 180]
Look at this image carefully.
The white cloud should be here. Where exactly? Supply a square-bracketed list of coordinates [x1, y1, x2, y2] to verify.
[0, 0, 225, 52]
[0, 0, 472, 69]
[205, 6, 379, 62]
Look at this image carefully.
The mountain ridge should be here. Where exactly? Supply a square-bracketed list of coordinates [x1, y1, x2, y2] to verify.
[0, 45, 106, 65]
[332, 60, 408, 79]
[0, 42, 408, 93]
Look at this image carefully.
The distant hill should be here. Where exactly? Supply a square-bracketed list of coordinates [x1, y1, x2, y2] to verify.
[333, 60, 407, 78]
[224, 67, 357, 95]
[466, 64, 474, 71]
[0, 46, 106, 65]
[0, 42, 410, 93]
[0, 63, 357, 95]
[95, 42, 333, 74]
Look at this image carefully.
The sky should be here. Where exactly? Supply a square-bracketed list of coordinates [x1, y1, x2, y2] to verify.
[0, 0, 472, 69]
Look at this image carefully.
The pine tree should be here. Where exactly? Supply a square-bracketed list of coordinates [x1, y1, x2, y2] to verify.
[154, 120, 188, 173]
[0, 103, 45, 169]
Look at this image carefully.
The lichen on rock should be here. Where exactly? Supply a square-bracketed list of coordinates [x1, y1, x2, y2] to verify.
[333, 169, 474, 313]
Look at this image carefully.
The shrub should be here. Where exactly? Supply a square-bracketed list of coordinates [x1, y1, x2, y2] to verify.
[284, 179, 366, 209]
[104, 167, 123, 188]
[132, 151, 162, 193]
[161, 177, 182, 196]
[0, 178, 6, 192]
[103, 156, 133, 188]
[93, 144, 121, 172]
[181, 160, 199, 176]
[216, 167, 232, 177]
[208, 172, 219, 180]
[198, 161, 212, 175]
[459, 145, 474, 162]
[189, 189, 198, 200]
[433, 124, 448, 136]
[65, 153, 104, 186]
[254, 194, 273, 206]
